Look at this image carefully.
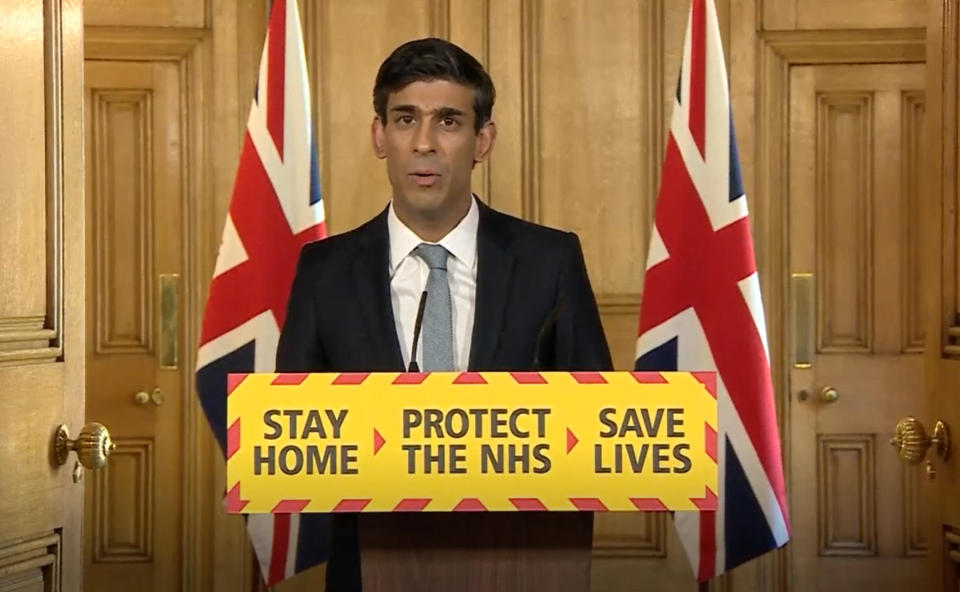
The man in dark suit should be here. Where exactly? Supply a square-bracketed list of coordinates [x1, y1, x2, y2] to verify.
[277, 37, 611, 592]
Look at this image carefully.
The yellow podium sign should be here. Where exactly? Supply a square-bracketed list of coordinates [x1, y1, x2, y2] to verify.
[226, 371, 717, 513]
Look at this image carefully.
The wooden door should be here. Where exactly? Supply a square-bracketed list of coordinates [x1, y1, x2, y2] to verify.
[788, 62, 931, 590]
[82, 58, 186, 591]
[0, 0, 90, 590]
[923, 0, 960, 589]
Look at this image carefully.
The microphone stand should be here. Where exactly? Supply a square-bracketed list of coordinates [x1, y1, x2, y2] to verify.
[408, 290, 428, 372]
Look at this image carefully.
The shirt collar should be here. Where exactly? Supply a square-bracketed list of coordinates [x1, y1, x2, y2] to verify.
[387, 196, 479, 275]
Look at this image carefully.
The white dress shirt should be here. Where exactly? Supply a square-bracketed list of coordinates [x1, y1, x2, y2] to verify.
[388, 197, 479, 371]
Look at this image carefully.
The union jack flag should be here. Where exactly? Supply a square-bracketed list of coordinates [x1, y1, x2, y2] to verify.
[196, 0, 326, 584]
[635, 0, 790, 582]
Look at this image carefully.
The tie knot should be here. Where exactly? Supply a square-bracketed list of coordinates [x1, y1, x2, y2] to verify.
[416, 243, 449, 270]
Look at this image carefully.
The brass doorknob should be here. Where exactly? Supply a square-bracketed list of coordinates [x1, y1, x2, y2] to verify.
[134, 387, 164, 406]
[820, 386, 839, 403]
[890, 417, 951, 465]
[54, 422, 115, 469]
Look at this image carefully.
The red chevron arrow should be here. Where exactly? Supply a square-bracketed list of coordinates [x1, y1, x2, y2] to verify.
[566, 428, 579, 453]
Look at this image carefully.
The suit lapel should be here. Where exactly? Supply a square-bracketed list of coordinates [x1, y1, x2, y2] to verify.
[469, 202, 515, 370]
[353, 208, 405, 370]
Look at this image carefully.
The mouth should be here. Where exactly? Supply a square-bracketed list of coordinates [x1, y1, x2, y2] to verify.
[408, 171, 441, 188]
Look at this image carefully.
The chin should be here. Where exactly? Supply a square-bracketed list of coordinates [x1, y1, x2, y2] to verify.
[399, 191, 449, 216]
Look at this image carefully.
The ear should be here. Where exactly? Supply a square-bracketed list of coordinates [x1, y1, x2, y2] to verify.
[473, 120, 497, 164]
[371, 116, 387, 159]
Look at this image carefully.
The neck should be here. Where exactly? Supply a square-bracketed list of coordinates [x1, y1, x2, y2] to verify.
[394, 194, 473, 243]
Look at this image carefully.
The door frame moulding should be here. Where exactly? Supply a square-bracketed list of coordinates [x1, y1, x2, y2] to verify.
[83, 26, 212, 592]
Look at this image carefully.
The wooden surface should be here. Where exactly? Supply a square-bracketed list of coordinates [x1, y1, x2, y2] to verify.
[84, 0, 206, 28]
[0, 0, 85, 590]
[359, 513, 592, 592]
[763, 0, 925, 30]
[924, 0, 960, 590]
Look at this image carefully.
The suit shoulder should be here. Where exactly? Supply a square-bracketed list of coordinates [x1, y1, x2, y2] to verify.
[295, 213, 383, 273]
[486, 206, 578, 251]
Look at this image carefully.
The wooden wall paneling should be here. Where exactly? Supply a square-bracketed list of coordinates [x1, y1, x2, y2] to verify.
[429, 0, 449, 38]
[815, 92, 873, 353]
[320, 0, 434, 235]
[84, 0, 209, 28]
[762, 0, 798, 30]
[902, 463, 927, 556]
[945, 528, 960, 590]
[92, 439, 154, 563]
[870, 72, 920, 358]
[448, 0, 491, 203]
[0, 0, 48, 490]
[537, 0, 648, 297]
[91, 88, 155, 355]
[900, 91, 926, 353]
[817, 435, 877, 556]
[0, 534, 61, 592]
[762, 0, 926, 31]
[0, 0, 56, 365]
[593, 512, 667, 560]
[519, 0, 540, 224]
[0, 0, 84, 587]
[485, 0, 524, 218]
[934, 0, 960, 354]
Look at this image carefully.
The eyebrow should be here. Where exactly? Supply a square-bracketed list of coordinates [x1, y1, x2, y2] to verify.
[388, 105, 467, 118]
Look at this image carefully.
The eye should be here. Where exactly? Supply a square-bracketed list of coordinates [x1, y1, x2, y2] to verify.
[439, 117, 459, 128]
[395, 115, 414, 126]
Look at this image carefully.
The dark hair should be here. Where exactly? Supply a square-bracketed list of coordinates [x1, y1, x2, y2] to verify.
[373, 38, 495, 133]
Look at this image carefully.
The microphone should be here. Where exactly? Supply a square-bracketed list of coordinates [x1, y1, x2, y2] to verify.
[532, 294, 566, 370]
[408, 290, 428, 372]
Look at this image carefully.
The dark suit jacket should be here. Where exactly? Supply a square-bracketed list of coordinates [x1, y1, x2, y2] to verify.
[276, 199, 612, 591]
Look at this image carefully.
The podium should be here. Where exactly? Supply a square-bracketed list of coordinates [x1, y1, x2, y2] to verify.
[224, 371, 718, 590]
[358, 512, 593, 592]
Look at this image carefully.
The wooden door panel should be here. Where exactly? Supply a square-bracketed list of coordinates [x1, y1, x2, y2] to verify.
[789, 62, 930, 591]
[83, 58, 185, 592]
[0, 0, 85, 591]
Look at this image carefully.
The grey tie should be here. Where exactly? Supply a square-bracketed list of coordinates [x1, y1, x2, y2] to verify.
[416, 243, 454, 371]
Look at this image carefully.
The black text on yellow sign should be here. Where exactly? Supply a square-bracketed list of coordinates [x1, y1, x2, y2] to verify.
[226, 372, 718, 513]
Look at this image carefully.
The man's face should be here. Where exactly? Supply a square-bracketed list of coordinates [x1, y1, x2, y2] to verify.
[371, 79, 495, 222]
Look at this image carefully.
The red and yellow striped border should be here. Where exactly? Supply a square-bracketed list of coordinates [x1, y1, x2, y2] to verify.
[226, 371, 717, 513]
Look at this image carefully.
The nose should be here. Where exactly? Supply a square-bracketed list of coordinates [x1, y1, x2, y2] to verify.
[413, 120, 437, 154]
